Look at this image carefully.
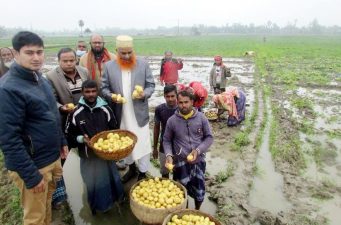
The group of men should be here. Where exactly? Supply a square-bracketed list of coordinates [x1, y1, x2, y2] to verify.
[0, 31, 218, 225]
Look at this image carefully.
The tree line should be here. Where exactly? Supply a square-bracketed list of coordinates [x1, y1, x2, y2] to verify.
[1, 19, 341, 37]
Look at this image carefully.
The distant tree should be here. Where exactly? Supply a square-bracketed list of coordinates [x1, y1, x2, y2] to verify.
[191, 26, 201, 36]
[84, 28, 92, 34]
[309, 18, 322, 34]
[78, 20, 84, 37]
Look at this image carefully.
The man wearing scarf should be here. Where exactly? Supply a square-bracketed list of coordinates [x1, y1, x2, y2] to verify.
[101, 35, 155, 183]
[79, 34, 115, 86]
[163, 90, 213, 210]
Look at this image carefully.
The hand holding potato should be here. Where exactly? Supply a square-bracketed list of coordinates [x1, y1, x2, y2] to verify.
[132, 85, 144, 99]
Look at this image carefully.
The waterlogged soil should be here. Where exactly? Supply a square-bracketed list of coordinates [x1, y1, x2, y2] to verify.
[3, 55, 340, 225]
[256, 79, 340, 225]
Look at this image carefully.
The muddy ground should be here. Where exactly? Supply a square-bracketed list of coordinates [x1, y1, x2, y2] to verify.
[1, 55, 340, 225]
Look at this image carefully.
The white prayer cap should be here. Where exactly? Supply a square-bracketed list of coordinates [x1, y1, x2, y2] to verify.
[116, 35, 133, 48]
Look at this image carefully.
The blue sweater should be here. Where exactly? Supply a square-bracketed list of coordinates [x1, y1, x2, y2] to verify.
[0, 63, 66, 189]
[163, 109, 213, 163]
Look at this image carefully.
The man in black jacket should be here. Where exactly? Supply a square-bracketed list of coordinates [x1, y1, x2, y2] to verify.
[0, 31, 68, 225]
[65, 80, 124, 215]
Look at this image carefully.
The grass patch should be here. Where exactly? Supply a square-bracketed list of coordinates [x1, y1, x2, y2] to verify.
[231, 131, 250, 152]
[291, 97, 313, 111]
[150, 158, 161, 168]
[269, 106, 306, 169]
[214, 163, 235, 184]
[252, 163, 264, 177]
[0, 153, 23, 225]
[298, 118, 315, 135]
[326, 129, 341, 139]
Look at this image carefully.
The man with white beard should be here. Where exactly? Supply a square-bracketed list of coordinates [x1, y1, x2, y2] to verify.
[0, 47, 15, 77]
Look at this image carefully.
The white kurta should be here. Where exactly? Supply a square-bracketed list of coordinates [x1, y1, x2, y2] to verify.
[120, 70, 152, 161]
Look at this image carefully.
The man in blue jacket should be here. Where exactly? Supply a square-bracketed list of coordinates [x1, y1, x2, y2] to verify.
[163, 90, 213, 210]
[0, 31, 68, 225]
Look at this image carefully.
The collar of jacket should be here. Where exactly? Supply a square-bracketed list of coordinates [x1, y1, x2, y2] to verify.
[78, 96, 107, 110]
[57, 65, 80, 76]
[175, 108, 198, 120]
[11, 62, 41, 82]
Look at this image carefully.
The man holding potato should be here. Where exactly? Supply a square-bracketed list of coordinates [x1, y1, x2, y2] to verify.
[101, 35, 155, 183]
[163, 90, 213, 210]
[46, 47, 89, 129]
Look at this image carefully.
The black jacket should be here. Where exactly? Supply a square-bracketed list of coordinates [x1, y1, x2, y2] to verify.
[0, 62, 66, 188]
[65, 97, 117, 158]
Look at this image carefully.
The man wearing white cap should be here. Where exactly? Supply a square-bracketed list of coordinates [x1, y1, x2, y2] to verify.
[101, 35, 155, 182]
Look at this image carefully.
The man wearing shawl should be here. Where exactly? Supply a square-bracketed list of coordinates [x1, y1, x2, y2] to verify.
[101, 35, 155, 183]
[213, 87, 246, 126]
[79, 34, 115, 86]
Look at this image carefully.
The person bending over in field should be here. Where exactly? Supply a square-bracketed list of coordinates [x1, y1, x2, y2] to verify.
[213, 86, 246, 126]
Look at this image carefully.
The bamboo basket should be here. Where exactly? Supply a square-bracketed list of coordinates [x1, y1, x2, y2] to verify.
[89, 130, 137, 161]
[130, 178, 188, 224]
[162, 209, 222, 225]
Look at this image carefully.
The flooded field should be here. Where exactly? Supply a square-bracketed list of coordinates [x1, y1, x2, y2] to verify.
[50, 55, 341, 225]
[59, 56, 255, 225]
[1, 36, 341, 225]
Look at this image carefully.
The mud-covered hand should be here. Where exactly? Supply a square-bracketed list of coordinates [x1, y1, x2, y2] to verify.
[60, 145, 69, 159]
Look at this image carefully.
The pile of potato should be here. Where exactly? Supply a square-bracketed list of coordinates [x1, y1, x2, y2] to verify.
[131, 177, 185, 209]
[93, 132, 134, 152]
[204, 111, 218, 120]
[166, 214, 216, 225]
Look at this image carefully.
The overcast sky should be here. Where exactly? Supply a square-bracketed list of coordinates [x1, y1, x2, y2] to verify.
[1, 0, 340, 31]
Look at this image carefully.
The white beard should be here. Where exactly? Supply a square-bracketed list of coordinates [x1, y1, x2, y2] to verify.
[4, 60, 14, 68]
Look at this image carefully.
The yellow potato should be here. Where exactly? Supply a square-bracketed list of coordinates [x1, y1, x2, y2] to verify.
[132, 178, 184, 209]
[135, 85, 143, 94]
[67, 103, 75, 109]
[165, 163, 174, 171]
[111, 93, 117, 101]
[132, 90, 139, 99]
[187, 154, 194, 161]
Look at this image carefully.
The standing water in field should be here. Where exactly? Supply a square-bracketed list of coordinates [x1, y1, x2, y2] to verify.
[59, 56, 254, 224]
[249, 101, 292, 214]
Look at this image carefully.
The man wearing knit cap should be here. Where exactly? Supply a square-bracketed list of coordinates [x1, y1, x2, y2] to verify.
[101, 35, 155, 182]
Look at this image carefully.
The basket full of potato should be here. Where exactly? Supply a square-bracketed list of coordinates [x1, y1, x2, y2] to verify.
[89, 130, 137, 160]
[163, 209, 222, 225]
[130, 177, 187, 224]
[204, 109, 218, 121]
